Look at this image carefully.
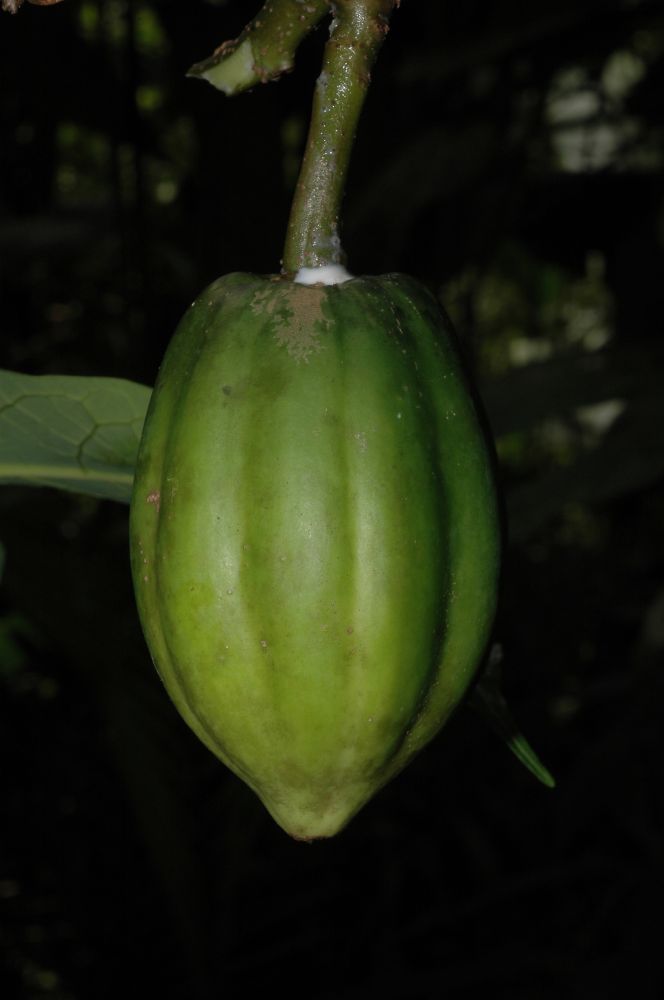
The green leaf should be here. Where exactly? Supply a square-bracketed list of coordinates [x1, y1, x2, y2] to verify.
[469, 646, 556, 789]
[0, 370, 151, 503]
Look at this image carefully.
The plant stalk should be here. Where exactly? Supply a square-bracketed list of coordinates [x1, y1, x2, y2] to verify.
[282, 0, 396, 274]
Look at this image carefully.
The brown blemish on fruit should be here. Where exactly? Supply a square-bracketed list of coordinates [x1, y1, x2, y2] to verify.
[251, 284, 329, 363]
[146, 490, 161, 511]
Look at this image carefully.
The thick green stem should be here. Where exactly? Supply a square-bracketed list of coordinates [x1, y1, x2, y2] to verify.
[188, 0, 328, 96]
[282, 0, 396, 274]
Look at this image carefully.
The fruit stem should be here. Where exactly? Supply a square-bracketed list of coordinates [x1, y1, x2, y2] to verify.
[282, 0, 396, 274]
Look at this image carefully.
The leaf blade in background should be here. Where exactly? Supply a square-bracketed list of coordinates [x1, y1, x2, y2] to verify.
[470, 646, 556, 789]
[0, 371, 151, 503]
[506, 401, 664, 542]
[480, 344, 664, 541]
[481, 345, 664, 439]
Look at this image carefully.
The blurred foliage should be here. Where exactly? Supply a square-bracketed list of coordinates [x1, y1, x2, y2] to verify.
[1, 1, 663, 998]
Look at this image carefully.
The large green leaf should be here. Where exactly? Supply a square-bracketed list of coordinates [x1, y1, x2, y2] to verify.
[0, 370, 151, 503]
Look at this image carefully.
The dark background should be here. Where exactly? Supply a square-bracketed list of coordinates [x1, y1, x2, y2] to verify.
[1, 1, 664, 997]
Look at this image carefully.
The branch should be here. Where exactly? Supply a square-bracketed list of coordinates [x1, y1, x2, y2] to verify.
[188, 0, 329, 96]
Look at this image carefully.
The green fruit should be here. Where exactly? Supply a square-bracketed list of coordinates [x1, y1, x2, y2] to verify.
[129, 271, 501, 839]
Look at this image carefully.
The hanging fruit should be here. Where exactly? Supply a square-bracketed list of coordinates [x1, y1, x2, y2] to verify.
[129, 0, 504, 839]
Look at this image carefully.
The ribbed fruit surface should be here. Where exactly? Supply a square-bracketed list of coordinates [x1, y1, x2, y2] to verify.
[129, 272, 500, 839]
